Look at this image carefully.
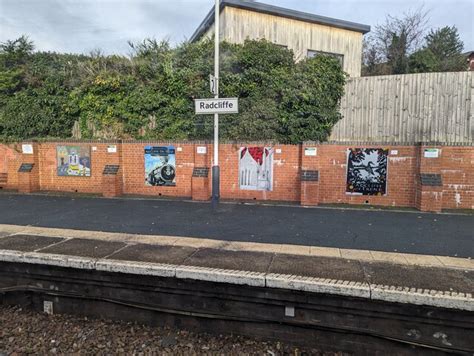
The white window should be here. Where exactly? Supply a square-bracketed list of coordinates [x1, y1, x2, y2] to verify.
[307, 50, 344, 67]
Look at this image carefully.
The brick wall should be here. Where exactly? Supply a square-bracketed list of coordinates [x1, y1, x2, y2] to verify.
[438, 146, 473, 210]
[121, 142, 195, 198]
[37, 142, 112, 194]
[0, 144, 21, 190]
[317, 145, 419, 207]
[219, 144, 301, 202]
[0, 141, 472, 210]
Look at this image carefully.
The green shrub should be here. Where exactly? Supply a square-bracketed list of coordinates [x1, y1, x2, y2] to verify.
[0, 37, 346, 143]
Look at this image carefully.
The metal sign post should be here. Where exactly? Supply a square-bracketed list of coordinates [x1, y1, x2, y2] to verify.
[212, 0, 220, 209]
[194, 1, 238, 209]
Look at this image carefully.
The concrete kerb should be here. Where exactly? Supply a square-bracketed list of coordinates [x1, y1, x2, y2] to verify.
[176, 265, 266, 287]
[0, 248, 473, 311]
[96, 259, 176, 278]
[265, 274, 371, 298]
[0, 250, 96, 270]
[370, 284, 473, 311]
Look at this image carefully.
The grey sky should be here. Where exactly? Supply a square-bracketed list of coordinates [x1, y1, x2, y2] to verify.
[0, 0, 472, 55]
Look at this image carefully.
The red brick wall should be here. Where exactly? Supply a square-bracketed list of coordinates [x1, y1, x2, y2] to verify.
[0, 144, 21, 189]
[317, 145, 418, 207]
[121, 142, 195, 198]
[439, 147, 473, 209]
[219, 144, 301, 202]
[38, 143, 117, 194]
[0, 141, 472, 210]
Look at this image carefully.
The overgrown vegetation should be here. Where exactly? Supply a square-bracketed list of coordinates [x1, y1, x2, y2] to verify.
[362, 7, 466, 76]
[0, 36, 346, 143]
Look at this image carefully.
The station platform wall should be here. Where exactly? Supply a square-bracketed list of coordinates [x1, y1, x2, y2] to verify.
[0, 141, 472, 212]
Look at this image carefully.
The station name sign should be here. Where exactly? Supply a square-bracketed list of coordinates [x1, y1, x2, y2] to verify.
[194, 98, 239, 115]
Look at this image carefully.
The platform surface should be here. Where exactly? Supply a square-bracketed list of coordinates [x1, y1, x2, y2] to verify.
[0, 193, 472, 257]
[0, 224, 472, 311]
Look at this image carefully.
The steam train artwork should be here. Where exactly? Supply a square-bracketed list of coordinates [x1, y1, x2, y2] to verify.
[144, 146, 176, 186]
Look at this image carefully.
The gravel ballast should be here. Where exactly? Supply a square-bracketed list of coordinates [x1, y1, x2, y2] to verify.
[0, 306, 342, 355]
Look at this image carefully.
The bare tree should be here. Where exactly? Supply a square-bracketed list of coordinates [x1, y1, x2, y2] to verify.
[363, 6, 430, 75]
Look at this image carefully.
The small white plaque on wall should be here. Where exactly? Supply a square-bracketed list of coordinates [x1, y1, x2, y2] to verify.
[424, 148, 440, 158]
[21, 144, 33, 154]
[304, 147, 317, 156]
[390, 150, 398, 155]
[197, 146, 207, 154]
[275, 148, 282, 154]
[177, 147, 183, 152]
[92, 146, 97, 152]
[107, 145, 117, 153]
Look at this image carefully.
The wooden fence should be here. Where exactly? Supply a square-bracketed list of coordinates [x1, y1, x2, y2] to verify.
[330, 71, 473, 143]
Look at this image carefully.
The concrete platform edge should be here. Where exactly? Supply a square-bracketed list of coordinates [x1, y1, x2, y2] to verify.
[1, 249, 472, 312]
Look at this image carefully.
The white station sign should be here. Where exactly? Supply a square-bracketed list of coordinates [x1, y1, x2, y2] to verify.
[195, 98, 238, 115]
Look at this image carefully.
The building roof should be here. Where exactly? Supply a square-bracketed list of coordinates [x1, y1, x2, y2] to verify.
[190, 0, 371, 42]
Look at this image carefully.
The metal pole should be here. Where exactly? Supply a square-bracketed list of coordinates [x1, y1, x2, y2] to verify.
[211, 0, 220, 209]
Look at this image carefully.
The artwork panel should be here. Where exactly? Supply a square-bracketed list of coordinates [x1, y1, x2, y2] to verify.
[56, 145, 91, 177]
[144, 146, 176, 186]
[238, 146, 274, 191]
[346, 148, 388, 195]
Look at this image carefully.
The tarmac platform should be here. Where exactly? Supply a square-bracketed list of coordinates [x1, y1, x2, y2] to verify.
[0, 224, 473, 354]
[0, 193, 473, 258]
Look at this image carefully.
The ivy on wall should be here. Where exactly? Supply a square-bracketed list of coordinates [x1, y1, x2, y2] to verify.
[0, 36, 346, 144]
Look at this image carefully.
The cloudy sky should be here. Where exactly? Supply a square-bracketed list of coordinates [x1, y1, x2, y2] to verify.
[0, 0, 472, 55]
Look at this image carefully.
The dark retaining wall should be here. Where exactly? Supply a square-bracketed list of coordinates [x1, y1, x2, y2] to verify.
[1, 262, 472, 355]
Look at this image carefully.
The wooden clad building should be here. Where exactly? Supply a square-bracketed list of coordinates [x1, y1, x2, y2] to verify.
[190, 0, 370, 77]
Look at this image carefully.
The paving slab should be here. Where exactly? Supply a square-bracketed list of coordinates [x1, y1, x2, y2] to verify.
[361, 262, 474, 292]
[340, 249, 374, 261]
[182, 248, 274, 273]
[0, 232, 12, 239]
[171, 237, 228, 249]
[310, 246, 341, 258]
[268, 254, 366, 282]
[279, 244, 311, 256]
[369, 251, 408, 264]
[40, 238, 126, 258]
[436, 256, 474, 270]
[0, 234, 64, 252]
[225, 241, 282, 253]
[400, 254, 445, 267]
[107, 244, 196, 265]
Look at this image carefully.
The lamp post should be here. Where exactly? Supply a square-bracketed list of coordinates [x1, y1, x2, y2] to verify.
[211, 0, 220, 209]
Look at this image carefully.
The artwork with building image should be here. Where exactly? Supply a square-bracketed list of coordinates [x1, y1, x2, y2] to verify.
[346, 148, 388, 195]
[144, 146, 176, 186]
[239, 147, 274, 191]
[56, 146, 91, 177]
